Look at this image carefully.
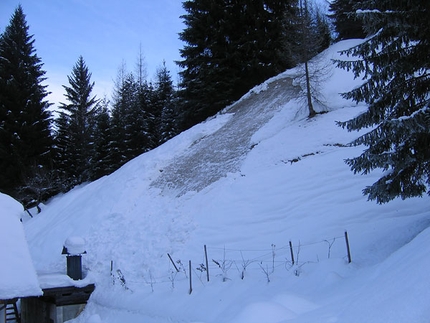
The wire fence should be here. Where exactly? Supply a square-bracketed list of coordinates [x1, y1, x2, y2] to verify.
[109, 231, 352, 294]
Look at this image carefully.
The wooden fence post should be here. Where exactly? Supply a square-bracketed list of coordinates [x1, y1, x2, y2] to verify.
[189, 260, 193, 294]
[289, 241, 295, 265]
[167, 253, 180, 272]
[204, 245, 210, 282]
[344, 231, 352, 263]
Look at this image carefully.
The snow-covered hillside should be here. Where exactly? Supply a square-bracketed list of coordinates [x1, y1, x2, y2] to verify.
[16, 40, 430, 322]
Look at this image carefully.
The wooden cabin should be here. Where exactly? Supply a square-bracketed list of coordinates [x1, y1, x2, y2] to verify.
[0, 194, 95, 323]
[21, 239, 95, 323]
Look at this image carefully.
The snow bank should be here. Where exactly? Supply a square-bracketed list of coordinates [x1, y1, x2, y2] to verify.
[64, 236, 87, 255]
[0, 193, 42, 299]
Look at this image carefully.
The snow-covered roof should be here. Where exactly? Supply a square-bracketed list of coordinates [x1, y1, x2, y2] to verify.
[0, 193, 42, 299]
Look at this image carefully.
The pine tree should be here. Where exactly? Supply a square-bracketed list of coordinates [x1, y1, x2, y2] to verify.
[109, 63, 128, 169]
[177, 0, 295, 131]
[315, 8, 331, 53]
[328, 0, 366, 41]
[124, 74, 150, 159]
[52, 111, 74, 191]
[0, 5, 53, 200]
[91, 98, 114, 180]
[109, 75, 127, 168]
[154, 61, 177, 145]
[336, 0, 430, 203]
[177, 0, 234, 130]
[56, 56, 100, 186]
[110, 67, 151, 168]
[135, 80, 154, 151]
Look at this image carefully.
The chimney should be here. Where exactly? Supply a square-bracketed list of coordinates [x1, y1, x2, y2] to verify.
[62, 236, 86, 280]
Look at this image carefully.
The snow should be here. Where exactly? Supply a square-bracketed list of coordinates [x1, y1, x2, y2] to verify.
[0, 193, 42, 299]
[64, 236, 87, 255]
[38, 273, 94, 289]
[3, 39, 429, 322]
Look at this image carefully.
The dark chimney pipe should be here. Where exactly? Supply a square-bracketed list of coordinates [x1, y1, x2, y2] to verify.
[66, 255, 82, 280]
[62, 237, 86, 280]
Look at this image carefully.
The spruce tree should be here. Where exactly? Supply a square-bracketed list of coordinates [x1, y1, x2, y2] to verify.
[109, 64, 129, 169]
[136, 80, 155, 151]
[56, 56, 100, 186]
[110, 68, 151, 168]
[53, 111, 74, 191]
[328, 0, 366, 41]
[177, 0, 234, 129]
[92, 99, 114, 180]
[0, 5, 52, 200]
[177, 0, 295, 130]
[124, 74, 150, 159]
[154, 61, 177, 145]
[315, 8, 331, 53]
[336, 0, 430, 203]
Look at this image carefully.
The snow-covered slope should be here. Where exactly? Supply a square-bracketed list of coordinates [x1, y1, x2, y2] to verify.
[18, 40, 430, 322]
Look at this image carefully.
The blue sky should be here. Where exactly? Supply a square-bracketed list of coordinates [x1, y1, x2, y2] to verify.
[0, 0, 185, 107]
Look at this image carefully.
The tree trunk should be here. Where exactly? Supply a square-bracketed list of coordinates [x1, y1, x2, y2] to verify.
[305, 61, 316, 118]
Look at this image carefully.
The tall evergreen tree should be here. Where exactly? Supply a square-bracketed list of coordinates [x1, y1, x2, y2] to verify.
[328, 0, 366, 40]
[124, 74, 150, 159]
[0, 5, 53, 200]
[336, 0, 430, 203]
[154, 61, 177, 145]
[92, 98, 114, 180]
[110, 68, 151, 169]
[177, 0, 233, 130]
[177, 0, 295, 130]
[109, 63, 129, 169]
[55, 56, 100, 186]
[53, 111, 74, 191]
[136, 80, 155, 151]
[314, 8, 331, 53]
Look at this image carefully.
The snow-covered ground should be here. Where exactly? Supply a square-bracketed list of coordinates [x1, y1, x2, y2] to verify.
[3, 39, 429, 322]
[0, 194, 42, 299]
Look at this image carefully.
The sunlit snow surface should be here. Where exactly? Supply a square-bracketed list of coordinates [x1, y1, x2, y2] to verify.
[10, 40, 430, 322]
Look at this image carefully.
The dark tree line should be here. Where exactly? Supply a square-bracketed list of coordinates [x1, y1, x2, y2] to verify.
[108, 60, 178, 171]
[52, 57, 178, 194]
[176, 0, 333, 127]
[328, 0, 366, 40]
[177, 0, 302, 129]
[0, 6, 178, 206]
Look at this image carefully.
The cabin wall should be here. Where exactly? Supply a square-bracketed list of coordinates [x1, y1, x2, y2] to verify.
[21, 298, 86, 323]
[21, 297, 51, 323]
[0, 303, 5, 323]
